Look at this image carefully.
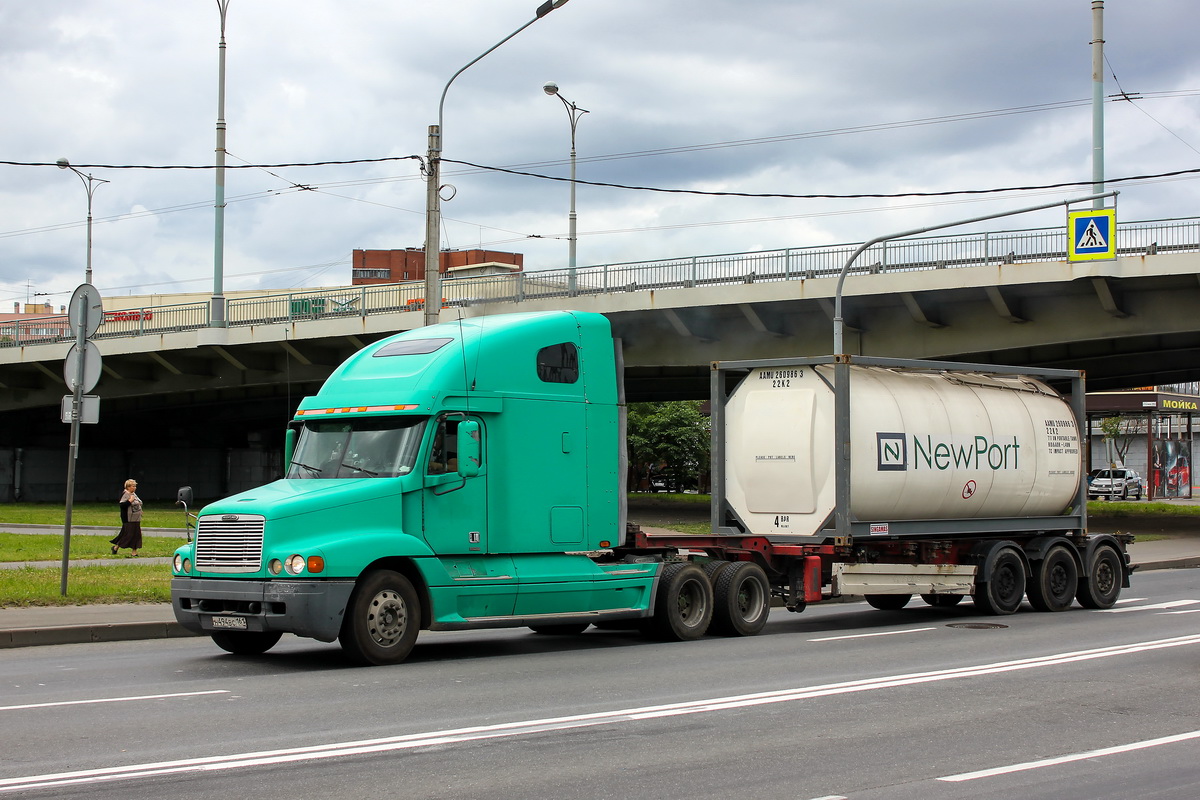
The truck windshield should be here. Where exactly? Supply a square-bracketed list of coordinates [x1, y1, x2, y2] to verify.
[287, 416, 426, 479]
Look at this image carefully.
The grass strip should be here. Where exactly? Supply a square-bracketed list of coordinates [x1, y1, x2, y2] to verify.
[0, 503, 188, 528]
[0, 533, 186, 563]
[0, 564, 171, 607]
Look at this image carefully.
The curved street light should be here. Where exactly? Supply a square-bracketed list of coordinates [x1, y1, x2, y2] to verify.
[56, 158, 109, 286]
[542, 81, 588, 273]
[422, 0, 571, 327]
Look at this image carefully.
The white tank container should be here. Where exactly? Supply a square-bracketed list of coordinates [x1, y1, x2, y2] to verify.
[723, 364, 1081, 536]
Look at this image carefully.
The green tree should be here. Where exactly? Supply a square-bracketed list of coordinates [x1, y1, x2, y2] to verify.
[1099, 415, 1134, 466]
[627, 401, 710, 492]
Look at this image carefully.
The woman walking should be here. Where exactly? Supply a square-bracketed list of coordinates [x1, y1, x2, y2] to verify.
[110, 479, 143, 557]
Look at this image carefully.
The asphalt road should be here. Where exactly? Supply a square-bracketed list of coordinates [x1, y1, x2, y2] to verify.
[3, 569, 1200, 799]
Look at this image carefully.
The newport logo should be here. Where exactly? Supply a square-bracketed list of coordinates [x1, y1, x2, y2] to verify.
[876, 432, 1023, 471]
[877, 432, 907, 471]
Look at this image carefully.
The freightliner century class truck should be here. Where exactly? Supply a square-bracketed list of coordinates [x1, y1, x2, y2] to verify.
[171, 310, 1131, 665]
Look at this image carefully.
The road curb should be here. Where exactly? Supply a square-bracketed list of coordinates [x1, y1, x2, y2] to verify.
[0, 621, 198, 649]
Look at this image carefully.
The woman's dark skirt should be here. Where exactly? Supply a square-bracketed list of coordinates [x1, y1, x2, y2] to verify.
[110, 522, 143, 550]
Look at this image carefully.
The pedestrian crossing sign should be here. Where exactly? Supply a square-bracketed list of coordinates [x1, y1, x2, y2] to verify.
[1067, 208, 1116, 262]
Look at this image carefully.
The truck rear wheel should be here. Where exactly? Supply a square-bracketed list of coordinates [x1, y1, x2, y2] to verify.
[1027, 545, 1078, 612]
[647, 562, 712, 641]
[710, 562, 771, 636]
[339, 570, 421, 666]
[973, 547, 1025, 615]
[1076, 546, 1123, 609]
[210, 630, 282, 656]
[866, 594, 911, 610]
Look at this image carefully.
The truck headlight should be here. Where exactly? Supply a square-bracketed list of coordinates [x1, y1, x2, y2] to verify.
[173, 554, 183, 572]
[285, 554, 306, 575]
[268, 559, 283, 575]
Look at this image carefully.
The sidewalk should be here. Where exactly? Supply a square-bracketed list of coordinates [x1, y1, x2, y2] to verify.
[2, 534, 1198, 650]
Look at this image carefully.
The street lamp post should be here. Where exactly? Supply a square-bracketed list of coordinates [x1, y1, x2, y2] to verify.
[542, 81, 588, 278]
[211, 0, 232, 327]
[55, 158, 109, 286]
[422, 0, 571, 327]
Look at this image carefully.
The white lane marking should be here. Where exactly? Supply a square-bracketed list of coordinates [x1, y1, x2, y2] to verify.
[0, 690, 230, 713]
[809, 627, 936, 642]
[940, 729, 1200, 782]
[1161, 608, 1200, 615]
[1114, 597, 1147, 604]
[1099, 599, 1200, 613]
[4, 634, 1200, 793]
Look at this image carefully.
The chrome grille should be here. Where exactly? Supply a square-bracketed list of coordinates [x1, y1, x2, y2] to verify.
[195, 515, 265, 573]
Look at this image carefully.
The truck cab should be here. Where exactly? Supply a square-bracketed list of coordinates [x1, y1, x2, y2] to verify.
[171, 311, 674, 664]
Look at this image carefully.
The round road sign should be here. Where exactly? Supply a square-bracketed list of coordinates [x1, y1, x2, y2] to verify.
[68, 283, 104, 339]
[63, 340, 102, 393]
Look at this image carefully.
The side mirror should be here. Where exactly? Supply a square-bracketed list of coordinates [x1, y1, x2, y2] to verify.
[284, 426, 298, 474]
[177, 486, 194, 506]
[457, 419, 482, 478]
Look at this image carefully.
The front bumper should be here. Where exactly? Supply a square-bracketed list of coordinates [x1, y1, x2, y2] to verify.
[171, 577, 356, 643]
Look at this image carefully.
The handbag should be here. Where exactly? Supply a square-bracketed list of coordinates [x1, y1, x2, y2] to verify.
[128, 496, 144, 523]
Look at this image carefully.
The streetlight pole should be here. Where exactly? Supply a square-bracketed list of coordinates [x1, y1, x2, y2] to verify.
[55, 159, 109, 286]
[212, 0, 232, 327]
[422, 0, 572, 327]
[542, 81, 588, 274]
[1091, 0, 1105, 210]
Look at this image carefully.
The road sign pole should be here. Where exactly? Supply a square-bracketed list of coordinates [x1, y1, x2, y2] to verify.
[60, 294, 88, 596]
[60, 284, 103, 596]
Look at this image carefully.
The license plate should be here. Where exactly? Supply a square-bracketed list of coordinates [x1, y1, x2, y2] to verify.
[211, 615, 247, 630]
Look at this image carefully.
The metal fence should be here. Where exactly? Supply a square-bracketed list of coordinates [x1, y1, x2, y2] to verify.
[4, 216, 1198, 349]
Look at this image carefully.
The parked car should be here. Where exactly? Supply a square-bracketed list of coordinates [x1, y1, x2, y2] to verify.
[1088, 468, 1143, 500]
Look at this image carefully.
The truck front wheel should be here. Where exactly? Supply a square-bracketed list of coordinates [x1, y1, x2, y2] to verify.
[210, 630, 282, 656]
[339, 570, 421, 666]
[648, 562, 713, 641]
[710, 562, 771, 636]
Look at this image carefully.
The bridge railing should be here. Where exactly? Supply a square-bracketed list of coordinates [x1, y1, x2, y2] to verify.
[3, 216, 1197, 349]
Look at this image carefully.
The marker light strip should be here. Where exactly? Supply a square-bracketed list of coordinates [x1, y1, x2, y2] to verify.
[297, 404, 418, 416]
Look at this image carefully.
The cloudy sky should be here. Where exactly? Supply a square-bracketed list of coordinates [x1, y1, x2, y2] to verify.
[2, 0, 1198, 310]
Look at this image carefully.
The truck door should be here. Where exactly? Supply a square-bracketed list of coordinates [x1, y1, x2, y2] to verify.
[422, 414, 488, 554]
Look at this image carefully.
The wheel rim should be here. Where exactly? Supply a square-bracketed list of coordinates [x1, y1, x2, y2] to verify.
[995, 564, 1020, 605]
[1094, 556, 1116, 596]
[735, 578, 764, 622]
[678, 579, 708, 625]
[366, 589, 408, 648]
[1048, 564, 1069, 598]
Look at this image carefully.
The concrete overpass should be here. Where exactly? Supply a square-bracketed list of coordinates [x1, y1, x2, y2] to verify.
[2, 215, 1199, 500]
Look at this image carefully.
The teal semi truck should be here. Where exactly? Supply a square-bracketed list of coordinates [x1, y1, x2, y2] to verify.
[171, 310, 1131, 665]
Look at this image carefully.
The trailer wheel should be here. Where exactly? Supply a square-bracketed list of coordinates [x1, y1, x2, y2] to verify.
[647, 562, 713, 641]
[920, 594, 964, 608]
[529, 624, 589, 635]
[710, 562, 771, 636]
[1027, 545, 1078, 612]
[865, 594, 911, 611]
[339, 570, 420, 666]
[210, 630, 282, 656]
[1076, 546, 1123, 609]
[973, 547, 1025, 615]
[702, 559, 732, 581]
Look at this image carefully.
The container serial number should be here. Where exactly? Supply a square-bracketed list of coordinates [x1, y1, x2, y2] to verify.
[759, 369, 802, 388]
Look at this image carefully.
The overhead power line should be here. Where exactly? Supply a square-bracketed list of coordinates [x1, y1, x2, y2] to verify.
[443, 159, 1200, 200]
